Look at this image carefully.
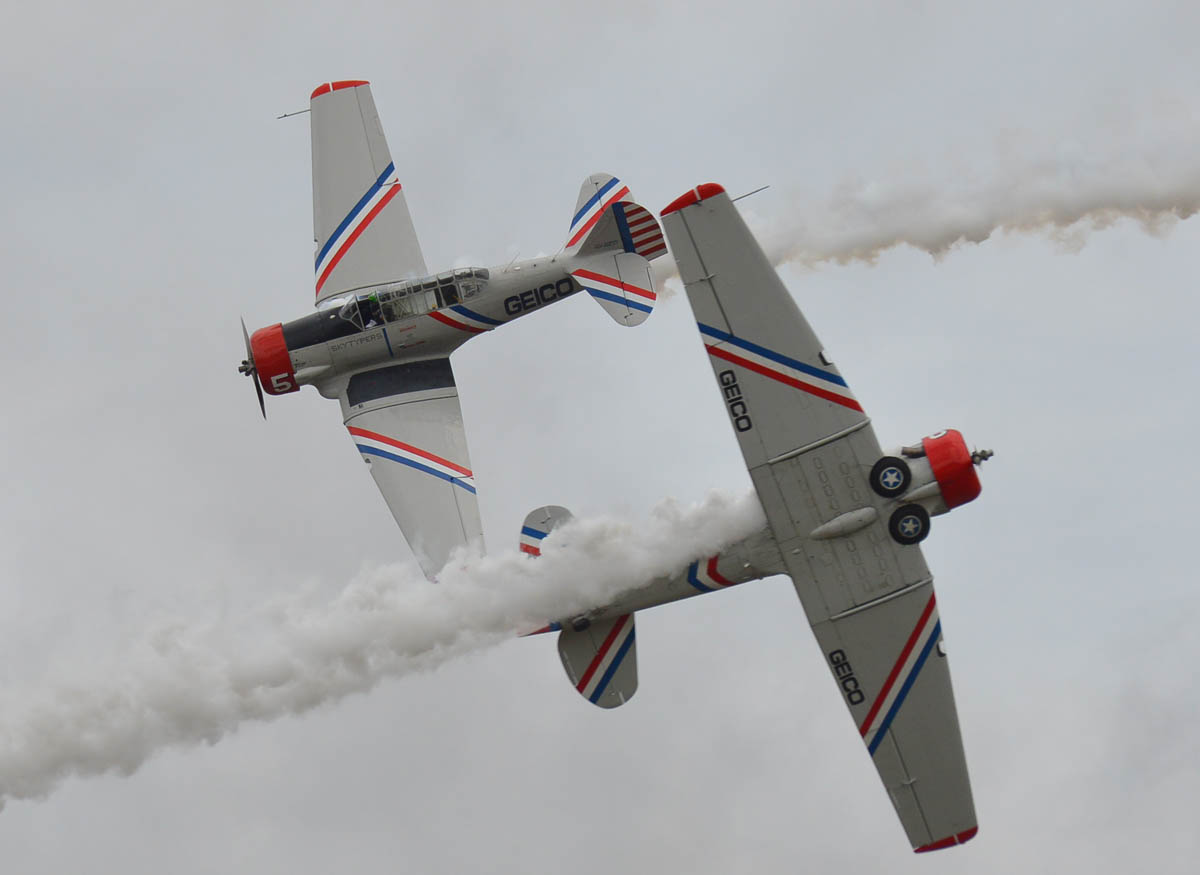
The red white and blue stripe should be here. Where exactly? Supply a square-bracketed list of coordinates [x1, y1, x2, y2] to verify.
[698, 323, 863, 412]
[614, 203, 667, 259]
[858, 593, 941, 756]
[571, 268, 656, 315]
[315, 162, 403, 296]
[428, 304, 505, 334]
[348, 426, 476, 494]
[686, 555, 738, 592]
[567, 177, 631, 248]
[575, 614, 636, 704]
[521, 622, 562, 637]
[519, 525, 548, 556]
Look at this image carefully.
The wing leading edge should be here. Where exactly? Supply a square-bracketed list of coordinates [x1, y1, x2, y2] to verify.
[660, 184, 977, 852]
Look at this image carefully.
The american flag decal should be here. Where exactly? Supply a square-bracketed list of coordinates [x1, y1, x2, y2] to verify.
[615, 202, 667, 260]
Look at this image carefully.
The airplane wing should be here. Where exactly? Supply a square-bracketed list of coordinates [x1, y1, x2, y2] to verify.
[660, 185, 977, 852]
[339, 357, 483, 579]
[310, 80, 427, 306]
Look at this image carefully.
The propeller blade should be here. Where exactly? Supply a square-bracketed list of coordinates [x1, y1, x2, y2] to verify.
[253, 370, 266, 419]
[240, 317, 267, 419]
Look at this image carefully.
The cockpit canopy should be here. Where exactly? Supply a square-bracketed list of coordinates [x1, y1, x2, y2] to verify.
[328, 267, 490, 329]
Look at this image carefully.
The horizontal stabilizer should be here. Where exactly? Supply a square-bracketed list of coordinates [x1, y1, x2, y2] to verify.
[558, 614, 638, 709]
[570, 251, 657, 327]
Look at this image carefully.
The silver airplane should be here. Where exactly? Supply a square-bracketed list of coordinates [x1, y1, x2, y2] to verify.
[519, 183, 991, 854]
[239, 80, 667, 578]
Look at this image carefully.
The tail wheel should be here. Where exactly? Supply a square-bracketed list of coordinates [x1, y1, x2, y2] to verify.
[870, 456, 911, 498]
[888, 504, 931, 546]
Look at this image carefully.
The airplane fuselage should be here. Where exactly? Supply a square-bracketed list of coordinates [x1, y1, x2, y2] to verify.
[248, 256, 585, 401]
[593, 523, 786, 620]
[523, 522, 787, 636]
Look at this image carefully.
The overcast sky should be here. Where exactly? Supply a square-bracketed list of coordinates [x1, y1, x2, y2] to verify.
[1, 1, 1198, 871]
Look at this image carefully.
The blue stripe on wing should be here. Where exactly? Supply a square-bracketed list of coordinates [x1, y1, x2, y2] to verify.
[697, 322, 848, 387]
[356, 444, 477, 494]
[316, 162, 395, 270]
[867, 621, 942, 756]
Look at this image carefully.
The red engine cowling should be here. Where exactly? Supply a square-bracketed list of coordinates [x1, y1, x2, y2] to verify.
[921, 429, 981, 510]
[250, 324, 299, 396]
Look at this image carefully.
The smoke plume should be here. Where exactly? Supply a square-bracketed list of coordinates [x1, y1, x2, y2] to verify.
[0, 490, 766, 809]
[652, 141, 1200, 289]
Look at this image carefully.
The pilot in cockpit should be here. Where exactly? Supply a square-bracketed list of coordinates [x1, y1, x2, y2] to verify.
[360, 295, 383, 329]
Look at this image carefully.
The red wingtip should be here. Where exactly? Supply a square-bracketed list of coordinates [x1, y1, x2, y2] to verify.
[660, 183, 726, 216]
[311, 79, 370, 99]
[914, 826, 978, 853]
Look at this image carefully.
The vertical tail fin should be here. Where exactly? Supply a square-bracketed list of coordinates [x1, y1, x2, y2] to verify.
[565, 174, 667, 261]
[310, 80, 426, 305]
[519, 505, 574, 557]
[564, 174, 665, 327]
[566, 173, 632, 249]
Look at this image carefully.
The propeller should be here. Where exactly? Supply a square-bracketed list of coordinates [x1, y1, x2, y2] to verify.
[238, 317, 267, 419]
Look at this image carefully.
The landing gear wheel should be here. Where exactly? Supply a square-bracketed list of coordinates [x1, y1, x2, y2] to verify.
[888, 504, 931, 546]
[870, 456, 911, 498]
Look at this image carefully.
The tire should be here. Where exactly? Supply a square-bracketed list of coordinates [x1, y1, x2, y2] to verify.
[888, 504, 931, 546]
[870, 456, 912, 498]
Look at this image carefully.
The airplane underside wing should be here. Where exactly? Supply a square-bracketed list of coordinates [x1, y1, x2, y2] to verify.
[811, 583, 976, 852]
[660, 185, 976, 852]
[336, 358, 483, 579]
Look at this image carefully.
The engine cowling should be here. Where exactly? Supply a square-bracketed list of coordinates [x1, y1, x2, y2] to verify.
[250, 324, 299, 396]
[869, 429, 987, 545]
[922, 429, 982, 511]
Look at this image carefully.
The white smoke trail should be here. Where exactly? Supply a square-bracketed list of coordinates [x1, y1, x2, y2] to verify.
[0, 490, 766, 809]
[763, 144, 1200, 265]
[651, 140, 1200, 289]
